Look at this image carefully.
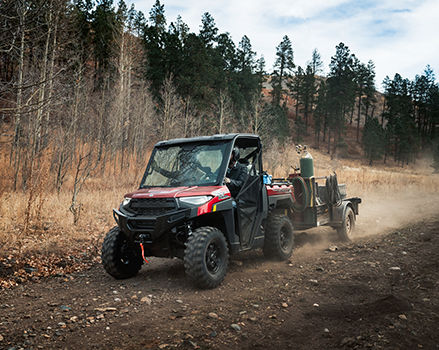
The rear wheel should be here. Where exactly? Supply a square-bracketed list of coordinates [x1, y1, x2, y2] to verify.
[101, 227, 143, 279]
[337, 207, 355, 241]
[263, 215, 294, 260]
[184, 227, 229, 289]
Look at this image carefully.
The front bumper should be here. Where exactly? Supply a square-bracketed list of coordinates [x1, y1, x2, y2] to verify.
[113, 207, 191, 242]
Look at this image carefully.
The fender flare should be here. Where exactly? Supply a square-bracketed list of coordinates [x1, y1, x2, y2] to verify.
[331, 201, 354, 227]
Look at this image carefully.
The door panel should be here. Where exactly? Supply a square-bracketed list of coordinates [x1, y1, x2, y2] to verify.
[232, 138, 264, 249]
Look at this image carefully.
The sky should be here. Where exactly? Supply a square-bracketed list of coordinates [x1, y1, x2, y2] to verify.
[127, 0, 439, 90]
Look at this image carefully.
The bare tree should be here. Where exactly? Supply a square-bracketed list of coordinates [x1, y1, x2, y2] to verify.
[159, 75, 182, 140]
[69, 144, 99, 225]
[216, 89, 234, 134]
[11, 0, 29, 190]
[130, 81, 156, 157]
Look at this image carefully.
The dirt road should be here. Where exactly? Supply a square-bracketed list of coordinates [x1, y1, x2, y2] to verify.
[1, 214, 439, 350]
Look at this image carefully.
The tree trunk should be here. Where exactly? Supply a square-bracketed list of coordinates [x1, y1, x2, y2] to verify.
[327, 130, 331, 154]
[322, 113, 327, 142]
[34, 1, 53, 156]
[350, 101, 355, 124]
[304, 101, 308, 133]
[184, 96, 190, 137]
[356, 96, 361, 142]
[12, 3, 28, 190]
[119, 29, 126, 171]
[44, 6, 59, 148]
[218, 90, 225, 134]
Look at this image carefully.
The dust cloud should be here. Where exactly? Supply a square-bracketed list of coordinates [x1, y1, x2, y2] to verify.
[292, 189, 439, 257]
[355, 190, 439, 237]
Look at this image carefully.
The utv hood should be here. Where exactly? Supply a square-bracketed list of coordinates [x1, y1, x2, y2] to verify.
[125, 186, 230, 199]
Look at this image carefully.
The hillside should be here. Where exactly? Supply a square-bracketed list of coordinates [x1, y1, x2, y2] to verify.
[262, 74, 386, 160]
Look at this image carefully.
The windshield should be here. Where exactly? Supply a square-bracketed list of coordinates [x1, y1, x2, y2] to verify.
[141, 142, 228, 187]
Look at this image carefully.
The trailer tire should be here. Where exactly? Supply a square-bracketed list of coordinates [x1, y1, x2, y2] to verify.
[184, 227, 229, 289]
[263, 215, 294, 260]
[337, 207, 355, 241]
[101, 227, 143, 279]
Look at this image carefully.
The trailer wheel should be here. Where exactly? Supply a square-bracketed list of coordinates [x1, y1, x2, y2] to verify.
[337, 207, 356, 241]
[101, 227, 143, 279]
[184, 227, 229, 289]
[263, 215, 294, 260]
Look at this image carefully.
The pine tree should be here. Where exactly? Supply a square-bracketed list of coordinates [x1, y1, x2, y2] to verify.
[199, 12, 217, 47]
[142, 0, 168, 99]
[290, 65, 304, 119]
[352, 58, 369, 141]
[302, 64, 316, 132]
[133, 10, 146, 36]
[326, 42, 356, 154]
[362, 116, 384, 165]
[314, 80, 327, 147]
[235, 35, 258, 116]
[363, 60, 377, 121]
[92, 0, 118, 89]
[383, 73, 417, 165]
[309, 48, 323, 75]
[272, 35, 294, 106]
[412, 65, 439, 145]
[248, 56, 272, 139]
[71, 0, 94, 67]
[149, 0, 166, 31]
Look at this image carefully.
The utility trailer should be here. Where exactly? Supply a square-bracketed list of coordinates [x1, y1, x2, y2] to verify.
[270, 169, 361, 241]
[102, 134, 361, 289]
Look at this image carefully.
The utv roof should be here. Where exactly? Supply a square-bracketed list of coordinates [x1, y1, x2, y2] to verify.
[155, 133, 260, 147]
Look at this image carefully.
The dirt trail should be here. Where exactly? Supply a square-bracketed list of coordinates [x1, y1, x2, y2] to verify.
[1, 204, 439, 349]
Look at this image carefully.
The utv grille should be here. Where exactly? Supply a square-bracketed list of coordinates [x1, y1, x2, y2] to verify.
[128, 198, 177, 216]
[129, 219, 155, 231]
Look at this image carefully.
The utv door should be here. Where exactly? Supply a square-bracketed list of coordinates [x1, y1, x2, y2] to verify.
[234, 139, 266, 249]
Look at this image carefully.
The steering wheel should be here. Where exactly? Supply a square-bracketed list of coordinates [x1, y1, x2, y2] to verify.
[199, 166, 214, 180]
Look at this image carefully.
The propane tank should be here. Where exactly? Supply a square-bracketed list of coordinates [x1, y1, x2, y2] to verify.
[299, 146, 314, 178]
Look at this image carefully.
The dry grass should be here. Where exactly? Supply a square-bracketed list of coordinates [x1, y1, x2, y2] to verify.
[264, 142, 439, 197]
[0, 178, 139, 254]
[0, 147, 147, 256]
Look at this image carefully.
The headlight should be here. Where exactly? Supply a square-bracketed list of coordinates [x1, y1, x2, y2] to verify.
[178, 196, 213, 206]
[122, 197, 131, 206]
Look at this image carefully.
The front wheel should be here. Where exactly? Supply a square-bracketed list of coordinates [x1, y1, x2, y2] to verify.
[101, 227, 143, 279]
[263, 215, 295, 260]
[184, 227, 229, 289]
[337, 207, 356, 241]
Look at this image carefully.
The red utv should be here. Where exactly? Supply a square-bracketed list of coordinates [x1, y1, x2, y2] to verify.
[102, 134, 360, 289]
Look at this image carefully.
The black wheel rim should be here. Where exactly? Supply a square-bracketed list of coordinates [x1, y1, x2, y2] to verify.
[280, 226, 292, 252]
[206, 241, 221, 274]
[120, 240, 133, 265]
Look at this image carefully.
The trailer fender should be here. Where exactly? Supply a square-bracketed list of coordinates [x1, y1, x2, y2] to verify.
[331, 201, 354, 227]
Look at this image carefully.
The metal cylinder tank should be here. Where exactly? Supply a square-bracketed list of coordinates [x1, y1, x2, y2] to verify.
[300, 148, 314, 178]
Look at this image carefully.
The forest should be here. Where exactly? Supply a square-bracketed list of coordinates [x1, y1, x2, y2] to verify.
[1, 0, 439, 218]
